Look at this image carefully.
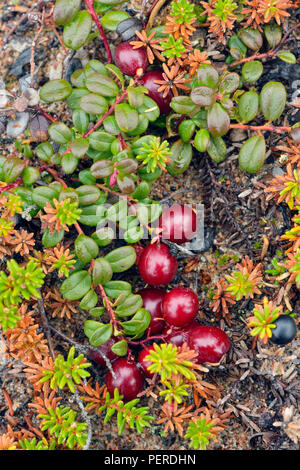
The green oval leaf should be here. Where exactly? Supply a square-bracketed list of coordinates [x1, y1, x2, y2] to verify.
[260, 81, 286, 122]
[86, 72, 119, 97]
[48, 122, 72, 144]
[238, 91, 259, 123]
[75, 234, 99, 263]
[80, 93, 108, 115]
[167, 139, 192, 176]
[241, 61, 263, 83]
[115, 103, 139, 132]
[207, 135, 227, 163]
[93, 257, 113, 285]
[53, 0, 81, 26]
[40, 79, 72, 103]
[63, 10, 93, 50]
[104, 246, 136, 273]
[207, 103, 230, 137]
[170, 96, 196, 114]
[238, 28, 263, 51]
[239, 134, 266, 173]
[60, 270, 92, 300]
[84, 320, 113, 347]
[103, 281, 132, 299]
[101, 11, 130, 31]
[190, 86, 216, 107]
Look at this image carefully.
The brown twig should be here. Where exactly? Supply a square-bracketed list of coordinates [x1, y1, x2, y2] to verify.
[229, 123, 291, 134]
[48, 324, 116, 378]
[2, 389, 14, 416]
[146, 0, 168, 32]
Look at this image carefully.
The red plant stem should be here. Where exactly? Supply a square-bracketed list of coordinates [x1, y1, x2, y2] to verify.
[229, 123, 291, 134]
[128, 334, 168, 347]
[229, 51, 276, 68]
[83, 0, 112, 64]
[0, 178, 23, 194]
[83, 89, 129, 138]
[97, 283, 121, 333]
[229, 21, 300, 68]
[31, 105, 57, 123]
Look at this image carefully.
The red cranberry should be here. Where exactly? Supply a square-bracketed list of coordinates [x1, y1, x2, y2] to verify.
[187, 326, 230, 364]
[140, 71, 172, 114]
[105, 358, 145, 402]
[163, 321, 199, 347]
[89, 337, 118, 366]
[138, 242, 178, 286]
[114, 42, 149, 77]
[137, 345, 155, 378]
[162, 287, 199, 328]
[159, 204, 197, 244]
[137, 288, 166, 335]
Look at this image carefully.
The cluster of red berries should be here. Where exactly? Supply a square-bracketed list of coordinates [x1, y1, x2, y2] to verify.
[114, 41, 172, 114]
[89, 204, 232, 401]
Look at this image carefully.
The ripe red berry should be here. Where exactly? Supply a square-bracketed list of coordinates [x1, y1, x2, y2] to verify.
[270, 315, 297, 345]
[89, 337, 118, 366]
[163, 321, 199, 347]
[138, 242, 178, 286]
[187, 326, 230, 364]
[162, 287, 199, 327]
[137, 288, 166, 335]
[105, 358, 145, 402]
[159, 204, 197, 244]
[140, 71, 172, 114]
[114, 42, 149, 76]
[137, 345, 155, 378]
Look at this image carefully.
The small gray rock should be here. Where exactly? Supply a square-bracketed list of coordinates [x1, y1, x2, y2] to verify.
[6, 112, 29, 137]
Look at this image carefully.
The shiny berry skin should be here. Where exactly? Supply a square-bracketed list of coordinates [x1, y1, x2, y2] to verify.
[163, 321, 199, 347]
[140, 71, 172, 114]
[114, 42, 149, 76]
[270, 315, 297, 345]
[162, 287, 199, 327]
[187, 326, 230, 364]
[138, 243, 178, 286]
[105, 358, 145, 402]
[137, 345, 155, 378]
[137, 288, 166, 335]
[89, 337, 118, 366]
[159, 204, 197, 244]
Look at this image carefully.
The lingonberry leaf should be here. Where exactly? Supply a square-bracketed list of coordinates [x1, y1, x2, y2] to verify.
[167, 140, 193, 176]
[40, 79, 72, 102]
[53, 0, 81, 26]
[260, 82, 286, 122]
[93, 257, 113, 285]
[241, 61, 263, 83]
[63, 10, 93, 50]
[104, 246, 136, 273]
[239, 134, 266, 174]
[207, 103, 230, 137]
[60, 270, 92, 300]
[238, 90, 260, 123]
